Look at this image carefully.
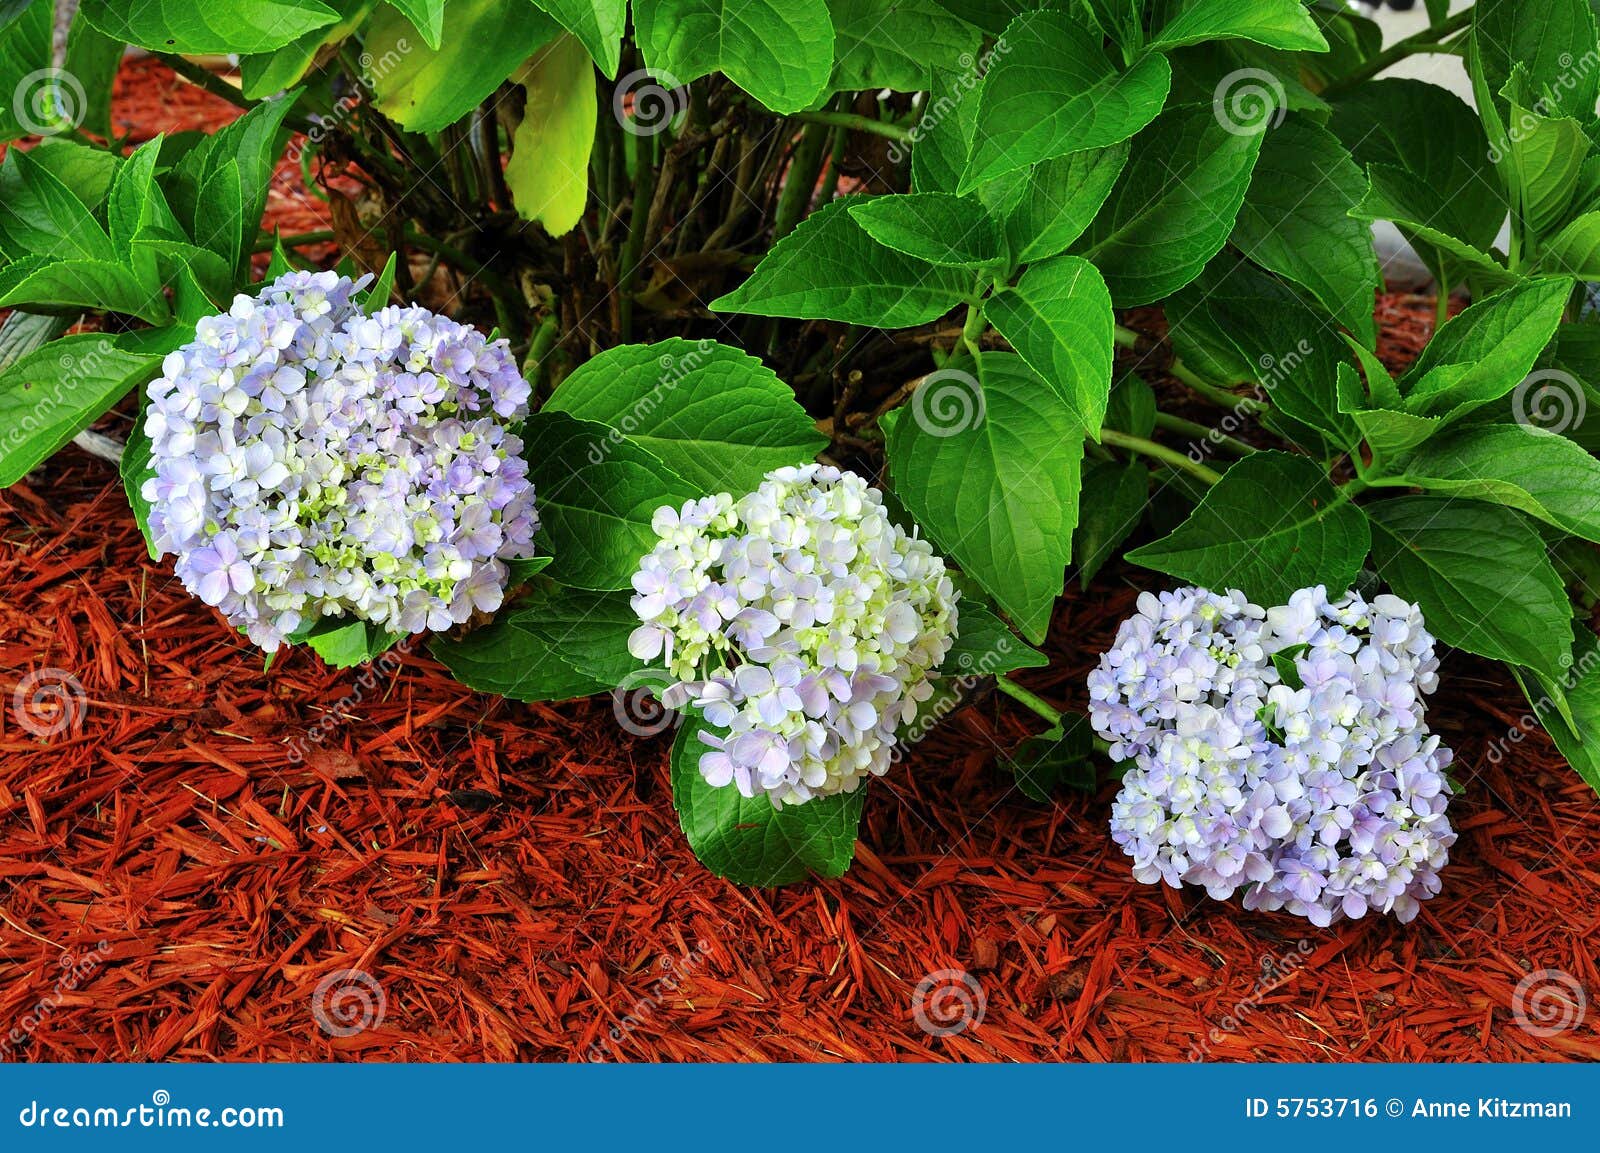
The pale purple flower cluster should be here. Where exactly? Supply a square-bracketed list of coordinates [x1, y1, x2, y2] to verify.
[1092, 585, 1455, 926]
[142, 270, 538, 652]
[628, 465, 959, 808]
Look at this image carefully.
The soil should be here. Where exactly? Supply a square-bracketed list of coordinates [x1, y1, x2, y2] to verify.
[1, 58, 1597, 1064]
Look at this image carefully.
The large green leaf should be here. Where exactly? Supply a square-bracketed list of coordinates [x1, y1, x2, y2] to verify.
[1469, 0, 1598, 126]
[520, 410, 701, 591]
[1401, 277, 1571, 421]
[985, 255, 1113, 439]
[0, 256, 168, 324]
[0, 0, 49, 142]
[1519, 623, 1600, 796]
[505, 34, 597, 237]
[369, 0, 560, 132]
[1329, 79, 1505, 288]
[1348, 163, 1516, 294]
[826, 0, 979, 92]
[634, 0, 834, 114]
[1539, 211, 1600, 277]
[432, 585, 637, 700]
[1074, 104, 1264, 307]
[847, 193, 1002, 268]
[1501, 68, 1589, 242]
[884, 352, 1084, 643]
[1367, 495, 1571, 678]
[532, 0, 625, 75]
[0, 332, 174, 486]
[1125, 451, 1370, 604]
[710, 197, 972, 326]
[545, 338, 826, 494]
[938, 595, 1048, 677]
[78, 0, 338, 53]
[0, 147, 116, 263]
[1232, 115, 1380, 346]
[1149, 0, 1327, 51]
[909, 64, 979, 196]
[998, 142, 1129, 267]
[385, 0, 444, 46]
[1073, 458, 1147, 587]
[671, 716, 865, 886]
[959, 10, 1170, 193]
[239, 0, 375, 99]
[1387, 424, 1600, 542]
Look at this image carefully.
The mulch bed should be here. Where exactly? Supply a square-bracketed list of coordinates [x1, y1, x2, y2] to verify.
[2, 58, 1599, 1063]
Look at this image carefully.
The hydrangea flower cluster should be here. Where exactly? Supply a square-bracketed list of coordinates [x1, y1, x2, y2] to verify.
[143, 270, 539, 651]
[1090, 585, 1455, 926]
[628, 464, 959, 808]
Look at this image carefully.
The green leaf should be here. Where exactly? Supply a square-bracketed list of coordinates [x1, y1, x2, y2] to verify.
[1149, 0, 1326, 51]
[1500, 68, 1589, 242]
[1232, 115, 1380, 346]
[0, 256, 169, 325]
[386, 0, 444, 48]
[1271, 643, 1308, 690]
[545, 338, 825, 495]
[1388, 424, 1600, 543]
[710, 197, 971, 326]
[1349, 163, 1517, 295]
[520, 410, 701, 591]
[239, 0, 374, 99]
[1540, 211, 1600, 277]
[531, 0, 625, 76]
[1073, 459, 1146, 588]
[1367, 496, 1571, 679]
[1104, 373, 1156, 439]
[1074, 103, 1265, 307]
[634, 0, 834, 114]
[431, 586, 635, 701]
[369, 0, 560, 132]
[909, 64, 979, 196]
[847, 193, 1001, 268]
[1001, 717, 1095, 802]
[505, 34, 597, 237]
[960, 10, 1170, 193]
[0, 146, 116, 263]
[78, 0, 339, 53]
[884, 352, 1084, 643]
[670, 715, 865, 885]
[0, 0, 48, 143]
[302, 617, 401, 668]
[0, 332, 173, 486]
[1336, 363, 1440, 464]
[109, 138, 185, 253]
[998, 142, 1128, 267]
[1329, 79, 1505, 288]
[939, 596, 1048, 677]
[62, 9, 124, 140]
[1469, 0, 1597, 126]
[826, 0, 980, 93]
[1126, 451, 1370, 605]
[121, 401, 159, 560]
[360, 251, 398, 311]
[985, 254, 1114, 439]
[1401, 277, 1571, 421]
[0, 310, 70, 372]
[0, 139, 119, 219]
[1518, 623, 1600, 796]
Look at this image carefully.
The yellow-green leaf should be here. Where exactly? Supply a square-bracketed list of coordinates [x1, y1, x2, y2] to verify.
[505, 34, 596, 237]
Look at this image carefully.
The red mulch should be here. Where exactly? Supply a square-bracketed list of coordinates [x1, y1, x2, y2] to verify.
[2, 59, 1599, 1064]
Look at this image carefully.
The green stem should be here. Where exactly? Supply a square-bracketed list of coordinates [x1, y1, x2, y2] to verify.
[1152, 411, 1255, 456]
[772, 118, 831, 242]
[961, 299, 986, 365]
[789, 109, 911, 142]
[1171, 359, 1267, 414]
[996, 676, 1062, 726]
[1113, 324, 1141, 350]
[1101, 428, 1222, 485]
[1319, 7, 1474, 97]
[618, 127, 656, 342]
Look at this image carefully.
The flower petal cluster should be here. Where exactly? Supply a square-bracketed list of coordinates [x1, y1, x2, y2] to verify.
[628, 464, 958, 807]
[143, 270, 538, 651]
[1093, 585, 1455, 925]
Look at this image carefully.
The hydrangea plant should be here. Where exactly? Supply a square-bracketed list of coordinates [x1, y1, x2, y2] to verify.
[3, 0, 1600, 893]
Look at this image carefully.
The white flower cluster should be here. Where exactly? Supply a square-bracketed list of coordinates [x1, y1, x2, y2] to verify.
[628, 464, 959, 807]
[142, 271, 538, 652]
[1090, 585, 1455, 926]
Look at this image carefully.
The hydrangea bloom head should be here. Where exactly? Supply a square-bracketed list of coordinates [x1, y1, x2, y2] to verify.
[628, 464, 959, 807]
[1094, 584, 1455, 926]
[143, 270, 538, 651]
